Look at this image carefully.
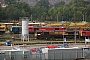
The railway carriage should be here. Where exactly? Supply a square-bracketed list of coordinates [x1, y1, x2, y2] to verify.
[11, 25, 90, 40]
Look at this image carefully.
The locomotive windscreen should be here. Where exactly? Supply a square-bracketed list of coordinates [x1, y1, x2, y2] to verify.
[34, 28, 39, 31]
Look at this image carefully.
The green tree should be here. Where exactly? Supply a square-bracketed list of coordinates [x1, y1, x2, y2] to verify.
[0, 3, 6, 20]
[69, 0, 89, 7]
[4, 2, 31, 20]
[0, 0, 90, 22]
[54, 1, 65, 8]
[57, 6, 74, 21]
[5, 0, 16, 4]
[36, 0, 50, 9]
[48, 8, 57, 21]
[73, 11, 83, 21]
[0, 3, 2, 19]
[4, 6, 21, 20]
[68, 0, 89, 22]
[31, 6, 48, 21]
[86, 5, 90, 21]
[14, 2, 31, 17]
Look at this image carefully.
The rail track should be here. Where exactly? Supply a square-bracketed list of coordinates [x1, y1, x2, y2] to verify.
[0, 34, 89, 45]
[0, 39, 89, 46]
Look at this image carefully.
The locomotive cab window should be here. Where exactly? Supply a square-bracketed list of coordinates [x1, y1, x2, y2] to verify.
[34, 28, 39, 31]
[68, 31, 74, 34]
[29, 28, 32, 30]
[19, 27, 22, 33]
[55, 28, 59, 30]
[44, 32, 49, 35]
[29, 28, 32, 29]
[82, 32, 86, 35]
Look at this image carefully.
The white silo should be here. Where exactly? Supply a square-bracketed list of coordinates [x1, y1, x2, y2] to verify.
[21, 17, 29, 42]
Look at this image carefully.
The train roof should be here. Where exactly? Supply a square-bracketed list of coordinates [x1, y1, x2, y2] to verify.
[36, 26, 66, 28]
[0, 23, 19, 24]
[12, 26, 21, 27]
[36, 30, 67, 32]
[28, 22, 45, 24]
[11, 26, 66, 28]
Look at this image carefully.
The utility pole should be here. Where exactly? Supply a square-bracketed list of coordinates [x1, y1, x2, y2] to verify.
[63, 27, 64, 44]
[83, 14, 84, 21]
[31, 14, 32, 22]
[61, 23, 64, 44]
[75, 22, 76, 44]
[57, 14, 58, 23]
[85, 13, 86, 21]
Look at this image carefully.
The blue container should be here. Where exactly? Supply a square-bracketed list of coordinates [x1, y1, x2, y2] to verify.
[6, 42, 11, 46]
[12, 26, 21, 34]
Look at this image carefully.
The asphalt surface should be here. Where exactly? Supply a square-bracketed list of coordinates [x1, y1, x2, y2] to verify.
[0, 44, 90, 50]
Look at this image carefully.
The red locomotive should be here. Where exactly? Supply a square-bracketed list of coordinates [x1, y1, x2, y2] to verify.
[35, 29, 90, 40]
[28, 26, 66, 34]
[35, 30, 80, 40]
[79, 30, 90, 37]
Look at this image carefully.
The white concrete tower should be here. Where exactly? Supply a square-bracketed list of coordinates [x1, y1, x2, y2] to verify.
[21, 17, 29, 42]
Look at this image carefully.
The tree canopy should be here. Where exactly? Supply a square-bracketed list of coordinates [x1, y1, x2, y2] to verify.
[0, 0, 90, 22]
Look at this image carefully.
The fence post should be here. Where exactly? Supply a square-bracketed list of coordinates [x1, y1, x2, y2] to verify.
[54, 52, 55, 60]
[62, 52, 63, 60]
